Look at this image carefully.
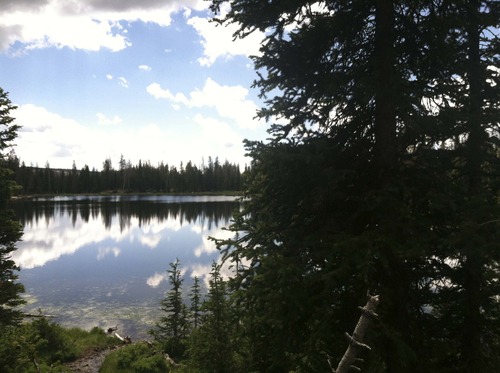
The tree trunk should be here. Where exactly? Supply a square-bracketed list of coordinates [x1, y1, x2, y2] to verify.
[374, 0, 397, 171]
[333, 294, 380, 373]
[461, 2, 485, 371]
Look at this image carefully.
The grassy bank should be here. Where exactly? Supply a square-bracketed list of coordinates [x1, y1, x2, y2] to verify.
[0, 317, 120, 372]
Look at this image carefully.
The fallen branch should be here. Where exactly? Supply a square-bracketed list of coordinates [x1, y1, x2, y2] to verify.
[107, 324, 119, 334]
[333, 293, 380, 373]
[114, 333, 132, 344]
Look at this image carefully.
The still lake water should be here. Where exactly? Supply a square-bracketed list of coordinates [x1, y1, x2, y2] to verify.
[9, 195, 240, 339]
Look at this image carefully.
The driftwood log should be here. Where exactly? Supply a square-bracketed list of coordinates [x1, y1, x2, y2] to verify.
[332, 293, 380, 373]
[114, 332, 132, 344]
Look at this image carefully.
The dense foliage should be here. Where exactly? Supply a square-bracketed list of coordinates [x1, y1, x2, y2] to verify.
[7, 155, 244, 195]
[207, 1, 499, 372]
[0, 316, 118, 372]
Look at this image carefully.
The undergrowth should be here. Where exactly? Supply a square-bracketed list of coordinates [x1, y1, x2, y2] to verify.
[0, 315, 119, 373]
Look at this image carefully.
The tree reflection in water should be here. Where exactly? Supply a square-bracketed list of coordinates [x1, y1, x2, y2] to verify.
[9, 195, 240, 339]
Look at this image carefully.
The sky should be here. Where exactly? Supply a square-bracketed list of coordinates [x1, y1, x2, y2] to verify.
[0, 0, 268, 170]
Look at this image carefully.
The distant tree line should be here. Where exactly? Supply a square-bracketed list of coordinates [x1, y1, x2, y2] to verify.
[6, 155, 245, 195]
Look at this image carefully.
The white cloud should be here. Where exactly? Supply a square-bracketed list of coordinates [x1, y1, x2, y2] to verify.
[15, 104, 90, 167]
[193, 114, 242, 149]
[147, 83, 189, 109]
[139, 234, 162, 248]
[12, 206, 191, 269]
[187, 15, 264, 66]
[97, 112, 122, 125]
[0, 0, 209, 53]
[118, 76, 128, 88]
[146, 272, 168, 288]
[12, 213, 128, 269]
[14, 103, 249, 171]
[138, 64, 152, 71]
[97, 247, 121, 260]
[106, 74, 113, 80]
[147, 78, 262, 129]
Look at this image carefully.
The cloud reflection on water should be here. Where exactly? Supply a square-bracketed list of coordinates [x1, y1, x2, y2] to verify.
[11, 196, 239, 270]
[8, 196, 241, 338]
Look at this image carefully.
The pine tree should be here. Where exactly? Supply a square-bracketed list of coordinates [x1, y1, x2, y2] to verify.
[189, 276, 202, 331]
[419, 2, 500, 371]
[0, 87, 24, 329]
[209, 1, 499, 371]
[188, 262, 235, 372]
[151, 258, 188, 359]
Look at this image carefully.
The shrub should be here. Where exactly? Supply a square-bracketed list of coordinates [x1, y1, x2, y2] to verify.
[0, 317, 119, 372]
[100, 342, 170, 373]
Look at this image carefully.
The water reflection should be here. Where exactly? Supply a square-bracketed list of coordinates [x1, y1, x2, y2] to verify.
[9, 195, 239, 339]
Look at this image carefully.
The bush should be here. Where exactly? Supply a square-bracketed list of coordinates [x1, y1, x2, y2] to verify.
[63, 326, 118, 356]
[0, 317, 119, 372]
[0, 320, 71, 373]
[100, 342, 170, 373]
[30, 317, 77, 363]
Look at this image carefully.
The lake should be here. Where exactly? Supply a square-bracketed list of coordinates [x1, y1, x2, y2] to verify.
[9, 195, 240, 340]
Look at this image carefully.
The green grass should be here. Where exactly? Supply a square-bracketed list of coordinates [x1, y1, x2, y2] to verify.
[61, 326, 120, 357]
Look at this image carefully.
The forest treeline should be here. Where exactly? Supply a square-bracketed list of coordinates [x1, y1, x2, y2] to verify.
[6, 155, 244, 195]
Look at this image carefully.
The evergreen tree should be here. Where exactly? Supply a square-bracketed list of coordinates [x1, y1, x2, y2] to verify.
[151, 258, 188, 359]
[0, 87, 24, 328]
[209, 1, 498, 371]
[419, 2, 500, 371]
[189, 276, 202, 330]
[188, 262, 236, 372]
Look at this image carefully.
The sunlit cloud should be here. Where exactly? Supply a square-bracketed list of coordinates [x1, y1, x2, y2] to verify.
[118, 76, 128, 88]
[0, 0, 209, 53]
[147, 78, 262, 129]
[138, 64, 152, 71]
[139, 234, 162, 248]
[14, 104, 248, 170]
[187, 15, 264, 66]
[189, 263, 213, 287]
[97, 112, 122, 126]
[12, 209, 191, 269]
[97, 247, 121, 260]
[194, 235, 217, 257]
[13, 216, 123, 269]
[188, 258, 237, 288]
[146, 272, 168, 288]
[147, 83, 189, 109]
[193, 226, 234, 257]
[193, 114, 241, 149]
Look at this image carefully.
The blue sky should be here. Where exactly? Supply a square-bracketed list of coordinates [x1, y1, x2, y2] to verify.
[0, 0, 267, 170]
